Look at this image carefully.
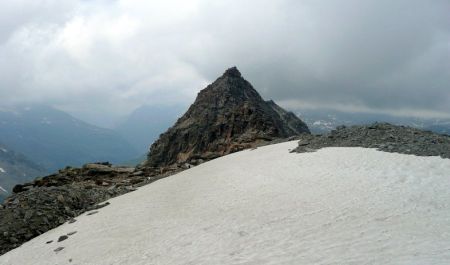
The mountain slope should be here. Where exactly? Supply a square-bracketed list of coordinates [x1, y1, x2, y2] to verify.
[0, 143, 46, 201]
[0, 105, 139, 171]
[145, 67, 309, 167]
[298, 108, 450, 135]
[426, 122, 450, 135]
[1, 142, 449, 264]
[114, 105, 185, 153]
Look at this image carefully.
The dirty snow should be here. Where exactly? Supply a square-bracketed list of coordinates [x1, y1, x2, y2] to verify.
[1, 141, 450, 265]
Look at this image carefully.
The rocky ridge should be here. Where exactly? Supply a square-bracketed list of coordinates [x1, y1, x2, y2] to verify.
[0, 163, 181, 255]
[145, 67, 310, 167]
[293, 123, 450, 158]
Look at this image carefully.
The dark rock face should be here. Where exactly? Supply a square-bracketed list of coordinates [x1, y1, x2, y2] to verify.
[145, 67, 310, 167]
[293, 122, 450, 159]
[0, 163, 180, 255]
[265, 100, 310, 134]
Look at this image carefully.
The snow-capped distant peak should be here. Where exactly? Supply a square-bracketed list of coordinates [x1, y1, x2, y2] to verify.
[312, 120, 332, 126]
[312, 120, 335, 130]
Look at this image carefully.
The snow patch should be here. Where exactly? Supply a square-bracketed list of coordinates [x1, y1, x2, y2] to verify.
[1, 142, 450, 264]
[0, 167, 5, 173]
[312, 120, 334, 127]
[0, 148, 7, 153]
[40, 117, 52, 125]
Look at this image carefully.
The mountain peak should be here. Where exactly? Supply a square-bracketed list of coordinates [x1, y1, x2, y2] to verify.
[222, 66, 241, 78]
[144, 68, 310, 168]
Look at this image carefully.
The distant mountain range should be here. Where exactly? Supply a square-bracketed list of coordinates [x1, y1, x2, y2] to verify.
[0, 104, 187, 195]
[0, 143, 46, 201]
[296, 109, 450, 135]
[1, 102, 448, 199]
[1, 67, 449, 261]
[0, 105, 139, 191]
[114, 105, 185, 154]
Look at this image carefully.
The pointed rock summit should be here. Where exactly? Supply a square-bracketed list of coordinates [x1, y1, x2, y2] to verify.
[144, 67, 310, 167]
[223, 66, 242, 77]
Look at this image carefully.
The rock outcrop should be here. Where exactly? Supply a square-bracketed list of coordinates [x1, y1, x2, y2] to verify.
[0, 163, 180, 255]
[293, 122, 450, 159]
[145, 67, 310, 167]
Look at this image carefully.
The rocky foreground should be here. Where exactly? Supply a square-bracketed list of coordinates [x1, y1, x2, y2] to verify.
[294, 123, 450, 159]
[0, 163, 181, 255]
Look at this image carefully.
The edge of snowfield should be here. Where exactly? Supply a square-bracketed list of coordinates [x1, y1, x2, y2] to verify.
[1, 141, 450, 265]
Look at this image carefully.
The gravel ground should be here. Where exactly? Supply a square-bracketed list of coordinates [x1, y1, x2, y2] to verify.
[293, 123, 450, 159]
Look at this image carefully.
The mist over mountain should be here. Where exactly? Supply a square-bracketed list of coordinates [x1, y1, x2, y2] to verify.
[0, 0, 449, 263]
[114, 105, 186, 154]
[297, 109, 450, 135]
[0, 143, 46, 201]
[0, 105, 139, 171]
[0, 66, 449, 263]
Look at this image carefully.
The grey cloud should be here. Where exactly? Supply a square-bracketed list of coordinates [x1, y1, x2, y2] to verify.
[187, 0, 450, 114]
[0, 1, 77, 43]
[0, 0, 449, 126]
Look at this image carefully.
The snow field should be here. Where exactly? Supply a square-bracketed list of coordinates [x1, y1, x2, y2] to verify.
[1, 141, 450, 265]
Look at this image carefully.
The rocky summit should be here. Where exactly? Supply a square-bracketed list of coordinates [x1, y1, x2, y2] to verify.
[144, 67, 310, 168]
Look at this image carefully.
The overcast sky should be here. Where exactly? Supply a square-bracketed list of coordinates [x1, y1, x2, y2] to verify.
[0, 0, 449, 127]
